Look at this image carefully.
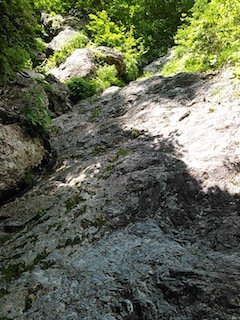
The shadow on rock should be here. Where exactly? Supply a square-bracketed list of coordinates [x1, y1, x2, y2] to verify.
[0, 71, 239, 320]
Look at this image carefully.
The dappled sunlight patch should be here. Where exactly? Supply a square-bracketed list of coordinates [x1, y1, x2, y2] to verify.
[65, 163, 102, 187]
[55, 160, 71, 173]
[1, 58, 239, 320]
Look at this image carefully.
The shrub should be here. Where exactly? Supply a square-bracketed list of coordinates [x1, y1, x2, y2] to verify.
[94, 65, 124, 90]
[66, 64, 124, 103]
[20, 89, 52, 136]
[0, 0, 38, 83]
[42, 32, 89, 72]
[87, 10, 144, 81]
[66, 77, 98, 102]
[162, 0, 240, 75]
[72, 0, 194, 63]
[33, 0, 74, 13]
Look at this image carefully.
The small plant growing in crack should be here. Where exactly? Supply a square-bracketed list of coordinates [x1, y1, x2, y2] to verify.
[131, 129, 142, 139]
[103, 163, 114, 175]
[65, 194, 84, 212]
[209, 107, 215, 112]
[35, 210, 47, 220]
[111, 148, 129, 161]
[88, 108, 100, 122]
[91, 145, 106, 156]
[101, 148, 129, 178]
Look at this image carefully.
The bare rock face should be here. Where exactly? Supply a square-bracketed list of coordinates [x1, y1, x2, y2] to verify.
[143, 50, 175, 74]
[0, 70, 70, 120]
[0, 67, 239, 319]
[50, 48, 96, 81]
[46, 27, 80, 54]
[0, 71, 71, 203]
[0, 124, 45, 194]
[91, 46, 126, 75]
[50, 46, 126, 82]
[41, 12, 85, 41]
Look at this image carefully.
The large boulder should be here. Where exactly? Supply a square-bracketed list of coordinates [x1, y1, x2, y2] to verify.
[0, 70, 71, 120]
[91, 46, 126, 75]
[0, 70, 71, 203]
[50, 46, 126, 81]
[41, 12, 65, 39]
[50, 48, 96, 81]
[46, 28, 79, 55]
[41, 12, 86, 41]
[0, 72, 49, 122]
[0, 124, 45, 196]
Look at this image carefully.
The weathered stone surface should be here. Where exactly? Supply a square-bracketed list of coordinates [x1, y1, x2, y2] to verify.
[44, 74, 71, 116]
[0, 70, 71, 203]
[0, 67, 239, 319]
[91, 46, 126, 75]
[50, 48, 96, 81]
[41, 12, 85, 41]
[41, 12, 65, 38]
[0, 124, 45, 194]
[0, 70, 71, 122]
[50, 46, 126, 81]
[46, 27, 79, 54]
[0, 71, 49, 122]
[143, 50, 175, 74]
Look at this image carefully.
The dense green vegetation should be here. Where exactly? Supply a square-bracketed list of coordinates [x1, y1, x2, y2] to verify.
[162, 0, 240, 75]
[0, 0, 194, 84]
[1, 0, 240, 84]
[66, 65, 124, 103]
[0, 0, 38, 83]
[34, 0, 195, 62]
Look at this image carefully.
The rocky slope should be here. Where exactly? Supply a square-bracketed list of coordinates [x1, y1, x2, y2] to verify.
[0, 70, 71, 204]
[0, 67, 239, 319]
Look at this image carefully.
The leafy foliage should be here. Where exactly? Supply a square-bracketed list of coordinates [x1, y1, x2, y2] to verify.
[33, 0, 74, 13]
[35, 0, 194, 65]
[99, 0, 195, 62]
[94, 65, 124, 89]
[66, 77, 98, 102]
[0, 0, 38, 83]
[66, 64, 124, 103]
[3, 0, 238, 85]
[41, 32, 89, 72]
[20, 89, 52, 136]
[162, 0, 240, 75]
[0, 0, 195, 84]
[87, 10, 144, 80]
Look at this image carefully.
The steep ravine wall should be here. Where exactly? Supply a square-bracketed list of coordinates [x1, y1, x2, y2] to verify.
[0, 68, 239, 319]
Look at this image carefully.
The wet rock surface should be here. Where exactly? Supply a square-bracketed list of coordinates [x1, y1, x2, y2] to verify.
[0, 68, 239, 319]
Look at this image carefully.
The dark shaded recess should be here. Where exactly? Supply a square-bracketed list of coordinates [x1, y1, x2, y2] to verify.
[0, 148, 56, 206]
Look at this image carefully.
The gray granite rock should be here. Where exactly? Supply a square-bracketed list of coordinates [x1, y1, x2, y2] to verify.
[50, 48, 96, 81]
[0, 68, 239, 319]
[0, 124, 45, 194]
[47, 27, 79, 53]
